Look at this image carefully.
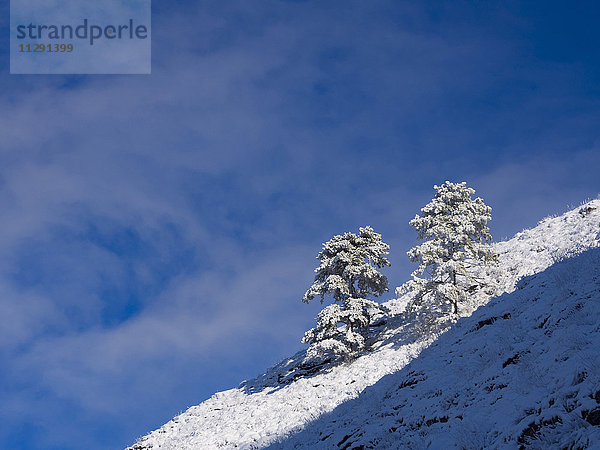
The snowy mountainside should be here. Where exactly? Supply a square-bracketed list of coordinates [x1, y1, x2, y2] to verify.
[280, 246, 600, 449]
[128, 199, 600, 450]
[493, 200, 600, 291]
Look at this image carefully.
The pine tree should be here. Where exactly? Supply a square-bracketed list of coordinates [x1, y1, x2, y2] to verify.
[302, 226, 390, 362]
[398, 181, 498, 316]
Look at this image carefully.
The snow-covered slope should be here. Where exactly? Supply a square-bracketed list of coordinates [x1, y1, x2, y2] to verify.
[128, 199, 600, 450]
[281, 247, 600, 449]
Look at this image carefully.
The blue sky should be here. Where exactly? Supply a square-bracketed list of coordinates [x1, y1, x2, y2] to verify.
[1, 1, 599, 448]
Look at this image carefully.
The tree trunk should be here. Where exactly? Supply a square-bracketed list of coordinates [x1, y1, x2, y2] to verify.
[452, 270, 458, 314]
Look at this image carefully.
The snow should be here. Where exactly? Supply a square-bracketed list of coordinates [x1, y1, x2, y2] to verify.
[128, 199, 600, 450]
[282, 245, 600, 449]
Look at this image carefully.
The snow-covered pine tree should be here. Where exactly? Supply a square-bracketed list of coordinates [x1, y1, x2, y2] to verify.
[398, 181, 498, 317]
[302, 226, 390, 362]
